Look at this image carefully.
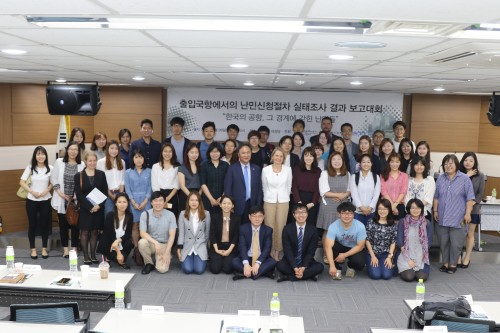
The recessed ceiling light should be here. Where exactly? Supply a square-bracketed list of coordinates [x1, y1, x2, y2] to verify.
[335, 41, 386, 49]
[55, 79, 67, 83]
[230, 63, 249, 68]
[328, 54, 353, 60]
[243, 81, 255, 86]
[132, 76, 145, 81]
[1, 49, 27, 55]
[434, 87, 445, 92]
[296, 80, 305, 85]
[350, 81, 363, 86]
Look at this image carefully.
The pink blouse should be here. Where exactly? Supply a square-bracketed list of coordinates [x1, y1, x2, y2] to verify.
[381, 171, 408, 203]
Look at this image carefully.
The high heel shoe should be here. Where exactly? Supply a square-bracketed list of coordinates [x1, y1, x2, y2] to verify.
[461, 259, 470, 269]
[63, 247, 69, 258]
[42, 248, 49, 259]
[30, 249, 38, 260]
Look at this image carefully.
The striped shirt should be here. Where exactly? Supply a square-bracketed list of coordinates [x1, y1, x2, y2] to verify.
[434, 171, 475, 228]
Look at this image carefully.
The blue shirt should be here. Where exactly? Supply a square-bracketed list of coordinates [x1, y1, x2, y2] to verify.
[119, 145, 130, 169]
[129, 138, 161, 170]
[124, 168, 152, 221]
[327, 219, 366, 248]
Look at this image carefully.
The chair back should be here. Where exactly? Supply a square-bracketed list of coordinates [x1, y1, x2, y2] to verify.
[10, 302, 79, 324]
[431, 315, 496, 332]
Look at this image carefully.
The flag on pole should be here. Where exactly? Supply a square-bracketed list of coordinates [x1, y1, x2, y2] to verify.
[56, 115, 70, 158]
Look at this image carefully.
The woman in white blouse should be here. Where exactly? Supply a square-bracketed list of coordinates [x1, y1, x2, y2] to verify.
[96, 140, 125, 216]
[405, 156, 436, 220]
[262, 147, 293, 261]
[151, 143, 180, 217]
[19, 146, 53, 259]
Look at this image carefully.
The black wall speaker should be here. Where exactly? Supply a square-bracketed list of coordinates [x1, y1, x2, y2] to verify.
[487, 92, 500, 126]
[46, 84, 101, 116]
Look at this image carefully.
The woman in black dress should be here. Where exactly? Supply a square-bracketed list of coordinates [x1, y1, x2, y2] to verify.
[74, 151, 108, 264]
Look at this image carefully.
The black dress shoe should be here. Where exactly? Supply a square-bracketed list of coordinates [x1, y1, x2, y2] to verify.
[277, 275, 290, 283]
[42, 254, 49, 259]
[119, 263, 130, 270]
[310, 276, 318, 282]
[142, 263, 154, 275]
[447, 266, 458, 274]
[439, 265, 448, 272]
[266, 272, 275, 280]
[232, 273, 245, 281]
[31, 255, 38, 260]
[461, 260, 470, 269]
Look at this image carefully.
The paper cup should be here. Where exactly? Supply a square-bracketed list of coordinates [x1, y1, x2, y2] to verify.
[80, 265, 90, 277]
[15, 262, 23, 273]
[486, 196, 492, 201]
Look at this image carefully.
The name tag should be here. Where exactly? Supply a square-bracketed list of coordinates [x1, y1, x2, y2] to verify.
[424, 326, 448, 333]
[142, 305, 164, 314]
[23, 264, 42, 272]
[238, 310, 260, 318]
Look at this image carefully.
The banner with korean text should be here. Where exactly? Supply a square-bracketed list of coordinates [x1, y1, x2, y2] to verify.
[167, 87, 403, 143]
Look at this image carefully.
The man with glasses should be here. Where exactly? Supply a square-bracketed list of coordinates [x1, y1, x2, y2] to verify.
[129, 119, 161, 169]
[277, 203, 324, 282]
[324, 202, 366, 279]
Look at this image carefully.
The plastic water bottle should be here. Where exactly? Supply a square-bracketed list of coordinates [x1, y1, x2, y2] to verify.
[69, 250, 78, 276]
[115, 280, 125, 310]
[492, 188, 497, 200]
[6, 246, 14, 272]
[416, 279, 425, 301]
[270, 292, 280, 321]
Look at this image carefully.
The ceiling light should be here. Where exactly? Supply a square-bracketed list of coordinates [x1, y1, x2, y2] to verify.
[243, 81, 255, 86]
[335, 41, 386, 49]
[350, 81, 363, 86]
[433, 87, 445, 92]
[55, 79, 67, 83]
[295, 80, 305, 85]
[328, 54, 353, 60]
[132, 76, 145, 81]
[1, 49, 27, 55]
[230, 63, 249, 68]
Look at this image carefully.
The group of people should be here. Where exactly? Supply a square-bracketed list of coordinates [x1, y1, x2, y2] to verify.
[19, 115, 485, 282]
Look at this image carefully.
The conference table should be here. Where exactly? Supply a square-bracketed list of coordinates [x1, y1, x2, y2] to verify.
[478, 200, 500, 251]
[93, 308, 305, 333]
[0, 267, 135, 312]
[0, 321, 85, 333]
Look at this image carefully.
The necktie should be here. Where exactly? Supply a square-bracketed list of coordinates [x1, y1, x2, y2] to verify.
[251, 229, 259, 266]
[244, 165, 250, 200]
[296, 227, 303, 266]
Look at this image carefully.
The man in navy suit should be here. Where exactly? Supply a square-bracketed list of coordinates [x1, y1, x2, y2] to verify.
[277, 203, 324, 282]
[224, 144, 263, 225]
[232, 206, 276, 280]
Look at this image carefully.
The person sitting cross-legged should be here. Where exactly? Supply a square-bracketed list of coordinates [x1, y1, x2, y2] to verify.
[232, 206, 276, 280]
[277, 203, 324, 282]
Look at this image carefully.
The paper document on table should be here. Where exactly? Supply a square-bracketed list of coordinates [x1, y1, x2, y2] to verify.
[470, 304, 491, 320]
[86, 188, 107, 205]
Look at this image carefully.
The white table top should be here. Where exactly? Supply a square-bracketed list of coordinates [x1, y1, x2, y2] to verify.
[94, 308, 305, 333]
[0, 268, 134, 292]
[480, 200, 500, 206]
[0, 321, 85, 333]
[404, 299, 500, 324]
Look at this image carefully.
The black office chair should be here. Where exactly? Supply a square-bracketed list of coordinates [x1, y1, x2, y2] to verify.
[9, 302, 90, 332]
[431, 314, 496, 332]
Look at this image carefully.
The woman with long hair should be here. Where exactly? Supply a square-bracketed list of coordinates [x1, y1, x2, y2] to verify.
[200, 142, 229, 215]
[19, 146, 53, 259]
[405, 156, 436, 220]
[380, 152, 408, 220]
[397, 199, 432, 282]
[74, 151, 108, 264]
[379, 138, 395, 172]
[125, 148, 152, 247]
[291, 132, 305, 158]
[97, 193, 134, 269]
[177, 191, 211, 274]
[90, 132, 107, 160]
[118, 128, 132, 169]
[412, 141, 434, 175]
[221, 139, 238, 165]
[96, 139, 125, 216]
[262, 147, 292, 261]
[398, 138, 414, 173]
[209, 195, 241, 274]
[355, 135, 381, 175]
[459, 152, 485, 268]
[312, 143, 325, 171]
[178, 143, 202, 211]
[151, 143, 180, 217]
[366, 199, 397, 280]
[279, 135, 299, 169]
[59, 127, 86, 158]
[51, 141, 85, 257]
[329, 137, 356, 174]
[350, 154, 381, 226]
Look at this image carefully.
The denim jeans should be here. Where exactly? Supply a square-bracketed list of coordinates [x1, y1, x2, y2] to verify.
[366, 252, 394, 280]
[181, 253, 207, 275]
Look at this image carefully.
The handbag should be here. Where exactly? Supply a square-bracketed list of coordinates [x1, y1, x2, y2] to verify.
[66, 172, 83, 227]
[16, 174, 32, 199]
[407, 294, 471, 329]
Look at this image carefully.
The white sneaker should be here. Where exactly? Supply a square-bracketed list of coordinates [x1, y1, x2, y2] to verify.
[346, 267, 356, 278]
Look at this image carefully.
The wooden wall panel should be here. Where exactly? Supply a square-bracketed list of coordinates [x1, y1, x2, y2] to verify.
[99, 87, 163, 114]
[12, 113, 60, 145]
[67, 116, 94, 144]
[0, 84, 13, 146]
[93, 114, 163, 142]
[479, 96, 491, 124]
[412, 94, 481, 123]
[478, 124, 500, 154]
[0, 170, 24, 203]
[0, 201, 29, 233]
[11, 84, 46, 114]
[411, 122, 479, 152]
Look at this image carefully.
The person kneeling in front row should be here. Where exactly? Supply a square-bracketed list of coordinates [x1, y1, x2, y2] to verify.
[138, 191, 177, 274]
[232, 206, 276, 280]
[277, 203, 324, 282]
[324, 202, 366, 279]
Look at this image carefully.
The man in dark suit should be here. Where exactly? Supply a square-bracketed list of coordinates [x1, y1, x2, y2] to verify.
[163, 116, 192, 165]
[309, 116, 341, 145]
[277, 203, 324, 282]
[232, 206, 276, 280]
[224, 144, 263, 225]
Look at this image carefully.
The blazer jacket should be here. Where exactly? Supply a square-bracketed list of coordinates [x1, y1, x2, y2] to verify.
[224, 162, 263, 216]
[262, 164, 292, 203]
[74, 169, 108, 228]
[282, 223, 318, 269]
[237, 223, 273, 264]
[209, 212, 241, 249]
[177, 210, 211, 261]
[97, 211, 133, 256]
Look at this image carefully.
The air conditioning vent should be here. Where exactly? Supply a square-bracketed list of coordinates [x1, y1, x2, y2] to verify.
[433, 52, 477, 63]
